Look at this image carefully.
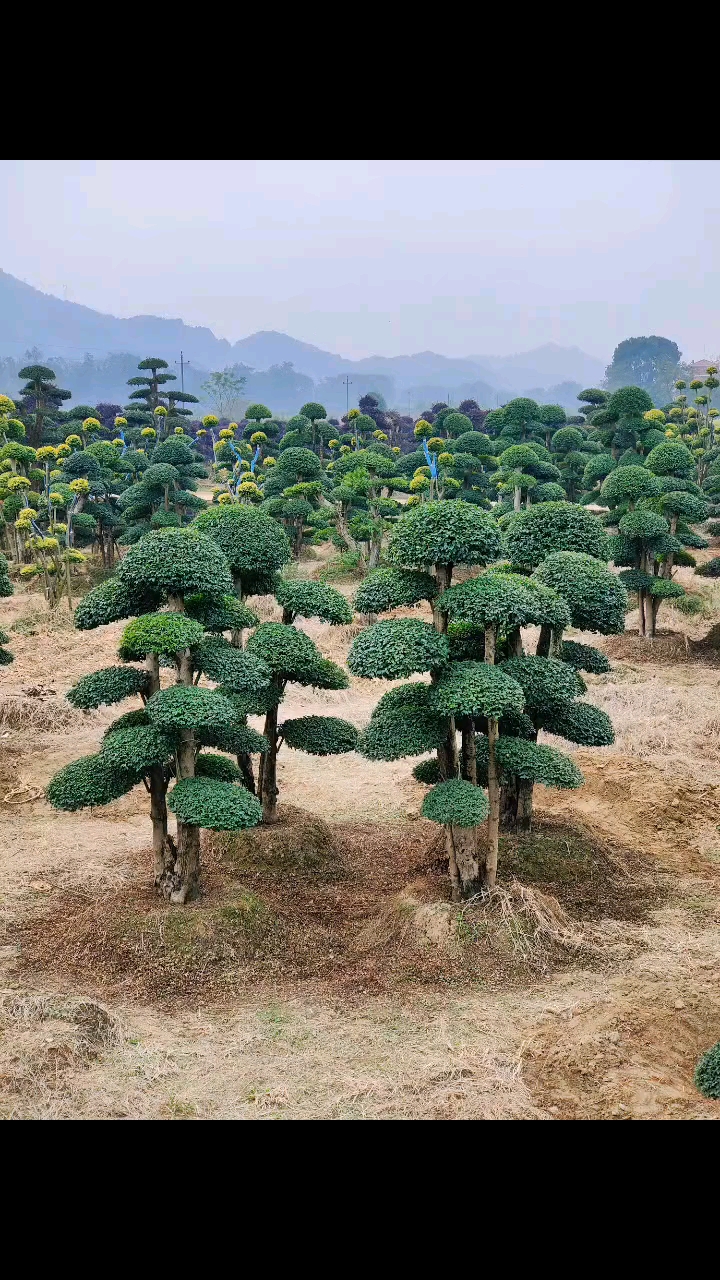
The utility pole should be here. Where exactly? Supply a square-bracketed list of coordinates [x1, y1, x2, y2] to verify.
[343, 374, 352, 420]
[176, 351, 190, 394]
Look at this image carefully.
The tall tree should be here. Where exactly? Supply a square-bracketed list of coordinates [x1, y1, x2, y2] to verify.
[18, 364, 71, 447]
[604, 337, 686, 406]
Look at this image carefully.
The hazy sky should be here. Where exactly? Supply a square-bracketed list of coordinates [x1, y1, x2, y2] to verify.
[1, 159, 717, 361]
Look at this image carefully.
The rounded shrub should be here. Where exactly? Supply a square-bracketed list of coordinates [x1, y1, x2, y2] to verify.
[429, 660, 525, 719]
[146, 685, 237, 731]
[601, 466, 660, 507]
[439, 571, 570, 632]
[103, 709, 151, 738]
[185, 593, 259, 633]
[100, 725, 174, 774]
[412, 758, 443, 784]
[533, 551, 629, 633]
[118, 612, 205, 660]
[560, 641, 611, 673]
[193, 637, 270, 691]
[67, 665, 150, 710]
[116, 528, 234, 601]
[246, 622, 326, 682]
[388, 500, 502, 568]
[195, 753, 242, 782]
[280, 715, 359, 755]
[46, 754, 135, 810]
[494, 737, 583, 788]
[168, 777, 263, 830]
[194, 503, 291, 588]
[274, 579, 353, 625]
[354, 567, 437, 615]
[500, 656, 584, 712]
[504, 501, 609, 567]
[360, 683, 447, 760]
[421, 779, 489, 827]
[539, 701, 614, 745]
[347, 618, 449, 678]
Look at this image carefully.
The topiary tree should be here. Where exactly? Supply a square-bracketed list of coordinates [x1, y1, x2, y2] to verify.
[193, 503, 291, 629]
[246, 622, 353, 823]
[532, 551, 628, 652]
[47, 528, 270, 902]
[504, 501, 609, 571]
[610, 509, 683, 638]
[387, 499, 502, 626]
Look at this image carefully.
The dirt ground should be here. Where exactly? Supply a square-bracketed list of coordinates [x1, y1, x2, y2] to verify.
[2, 554, 720, 1121]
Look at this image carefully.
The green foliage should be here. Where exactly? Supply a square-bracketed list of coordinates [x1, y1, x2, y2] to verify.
[46, 754, 135, 810]
[245, 403, 272, 422]
[447, 622, 486, 661]
[696, 557, 720, 578]
[360, 683, 447, 760]
[246, 621, 326, 684]
[185, 593, 259, 633]
[193, 503, 291, 591]
[74, 576, 160, 630]
[193, 636, 271, 691]
[168, 777, 263, 830]
[694, 1041, 720, 1099]
[421, 779, 489, 828]
[116, 528, 233, 602]
[0, 555, 13, 598]
[347, 618, 449, 678]
[606, 385, 654, 417]
[439, 571, 571, 633]
[100, 725, 174, 774]
[388, 500, 502, 569]
[429, 661, 525, 719]
[493, 737, 582, 788]
[118, 612, 205, 660]
[353, 567, 437, 615]
[618, 509, 669, 541]
[560, 641, 611, 674]
[539, 701, 614, 746]
[644, 441, 695, 478]
[147, 685, 237, 732]
[198, 718, 269, 756]
[601, 466, 660, 507]
[281, 715, 359, 755]
[533, 551, 629, 633]
[442, 412, 474, 438]
[195, 753, 242, 782]
[412, 758, 443, 784]
[274, 578, 353, 625]
[103, 709, 151, 737]
[500, 656, 583, 712]
[67, 665, 150, 710]
[648, 577, 685, 599]
[504, 502, 609, 567]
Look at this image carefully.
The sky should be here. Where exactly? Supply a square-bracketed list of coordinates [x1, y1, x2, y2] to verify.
[0, 159, 717, 361]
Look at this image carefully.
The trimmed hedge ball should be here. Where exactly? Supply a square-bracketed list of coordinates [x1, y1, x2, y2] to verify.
[539, 701, 615, 746]
[275, 579, 353, 625]
[347, 618, 449, 679]
[67, 665, 150, 710]
[354, 567, 438, 615]
[198, 721, 269, 756]
[421, 778, 489, 828]
[429, 660, 525, 719]
[195, 752, 242, 782]
[47, 754, 136, 810]
[360, 683, 447, 760]
[494, 737, 583, 788]
[119, 612, 205, 660]
[560, 641, 611, 674]
[193, 636, 271, 691]
[100, 725, 174, 774]
[103, 709, 151, 737]
[116, 527, 233, 601]
[504, 501, 609, 567]
[388, 499, 502, 569]
[533, 551, 628, 633]
[185, 592, 259, 633]
[146, 685, 237, 732]
[167, 776, 262, 831]
[74, 576, 160, 630]
[500, 656, 583, 712]
[193, 502, 291, 578]
[280, 715, 359, 755]
[412, 757, 443, 784]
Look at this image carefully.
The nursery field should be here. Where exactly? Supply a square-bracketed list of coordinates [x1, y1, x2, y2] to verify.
[2, 546, 720, 1120]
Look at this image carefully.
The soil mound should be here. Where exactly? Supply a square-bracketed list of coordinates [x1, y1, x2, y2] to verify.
[206, 804, 341, 875]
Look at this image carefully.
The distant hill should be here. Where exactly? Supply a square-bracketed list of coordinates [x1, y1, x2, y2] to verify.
[0, 270, 605, 413]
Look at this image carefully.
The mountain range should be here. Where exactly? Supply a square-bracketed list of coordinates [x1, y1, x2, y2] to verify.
[0, 269, 606, 414]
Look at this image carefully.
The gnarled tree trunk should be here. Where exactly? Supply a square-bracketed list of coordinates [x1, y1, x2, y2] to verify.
[260, 697, 281, 823]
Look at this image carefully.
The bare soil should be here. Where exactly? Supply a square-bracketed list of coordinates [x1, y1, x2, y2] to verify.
[2, 574, 720, 1120]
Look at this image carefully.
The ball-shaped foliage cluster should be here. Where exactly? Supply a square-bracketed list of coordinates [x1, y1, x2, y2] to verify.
[74, 577, 160, 630]
[280, 715, 359, 755]
[185, 593, 258, 634]
[500, 656, 583, 713]
[494, 737, 582, 788]
[360, 683, 447, 760]
[274, 579, 353, 625]
[354, 567, 437, 615]
[601, 466, 660, 507]
[607, 386, 654, 417]
[694, 1041, 720, 1099]
[645, 441, 695, 478]
[388, 500, 502, 569]
[117, 528, 233, 602]
[193, 503, 291, 584]
[412, 758, 443, 784]
[442, 412, 474, 438]
[103, 709, 151, 737]
[618, 509, 669, 543]
[533, 551, 629, 634]
[504, 502, 609, 568]
[429, 661, 525, 719]
[168, 777, 262, 831]
[198, 718, 269, 756]
[439, 571, 570, 633]
[142, 462, 180, 488]
[146, 685, 237, 732]
[421, 779, 489, 828]
[47, 754, 135, 810]
[560, 641, 611, 674]
[193, 636, 270, 691]
[648, 577, 685, 600]
[67, 665, 150, 710]
[119, 612, 205, 660]
[539, 701, 614, 746]
[696, 557, 720, 578]
[348, 618, 449, 679]
[195, 753, 242, 782]
[246, 622, 326, 683]
[100, 725, 174, 774]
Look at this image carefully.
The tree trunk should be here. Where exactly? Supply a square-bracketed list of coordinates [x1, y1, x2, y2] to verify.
[431, 563, 452, 632]
[485, 718, 500, 888]
[513, 486, 522, 512]
[261, 702, 280, 822]
[500, 773, 519, 831]
[451, 825, 480, 898]
[159, 727, 200, 903]
[237, 752, 256, 793]
[516, 778, 534, 831]
[663, 515, 678, 579]
[536, 623, 551, 657]
[446, 827, 461, 901]
[460, 719, 477, 784]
